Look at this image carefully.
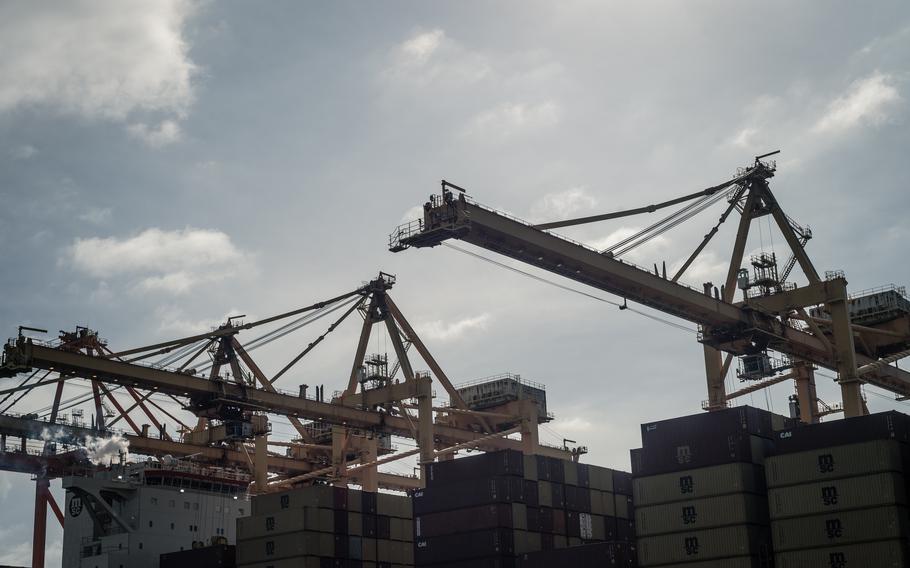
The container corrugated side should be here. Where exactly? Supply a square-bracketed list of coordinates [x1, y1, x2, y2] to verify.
[237, 507, 333, 540]
[635, 492, 769, 537]
[765, 439, 907, 488]
[235, 532, 335, 564]
[774, 538, 908, 568]
[771, 504, 910, 551]
[768, 472, 907, 519]
[634, 462, 766, 506]
[636, 524, 771, 567]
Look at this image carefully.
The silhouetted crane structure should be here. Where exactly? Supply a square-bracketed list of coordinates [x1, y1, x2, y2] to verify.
[0, 274, 569, 568]
[390, 153, 910, 423]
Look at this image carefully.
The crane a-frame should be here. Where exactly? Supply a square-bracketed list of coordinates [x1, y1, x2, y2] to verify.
[390, 155, 910, 421]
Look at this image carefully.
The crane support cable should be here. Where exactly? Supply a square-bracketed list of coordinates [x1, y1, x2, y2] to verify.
[104, 286, 367, 360]
[194, 296, 361, 376]
[609, 185, 737, 257]
[270, 296, 367, 384]
[441, 243, 696, 334]
[533, 169, 755, 230]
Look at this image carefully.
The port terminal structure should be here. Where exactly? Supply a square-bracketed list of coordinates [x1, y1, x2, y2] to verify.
[390, 153, 910, 423]
[0, 273, 574, 568]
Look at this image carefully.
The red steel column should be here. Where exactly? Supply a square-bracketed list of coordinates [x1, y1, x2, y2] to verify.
[32, 477, 49, 568]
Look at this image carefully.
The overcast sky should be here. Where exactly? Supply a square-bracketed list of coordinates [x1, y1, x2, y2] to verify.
[1, 1, 909, 564]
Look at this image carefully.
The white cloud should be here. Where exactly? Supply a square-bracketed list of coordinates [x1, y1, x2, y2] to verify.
[0, 476, 10, 501]
[728, 127, 758, 149]
[384, 28, 491, 89]
[156, 305, 245, 336]
[813, 72, 900, 134]
[400, 29, 445, 66]
[0, 542, 31, 566]
[78, 207, 112, 225]
[417, 313, 491, 342]
[10, 144, 37, 160]
[127, 120, 182, 148]
[67, 227, 250, 294]
[463, 101, 562, 140]
[530, 187, 597, 222]
[0, 1, 198, 144]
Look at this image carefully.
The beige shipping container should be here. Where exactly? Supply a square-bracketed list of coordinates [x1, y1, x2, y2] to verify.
[251, 485, 335, 515]
[237, 507, 334, 540]
[768, 472, 906, 519]
[635, 493, 769, 537]
[633, 462, 766, 507]
[377, 492, 412, 519]
[771, 505, 910, 552]
[590, 490, 616, 516]
[589, 465, 615, 492]
[236, 531, 335, 564]
[637, 524, 771, 566]
[775, 538, 908, 568]
[766, 439, 906, 489]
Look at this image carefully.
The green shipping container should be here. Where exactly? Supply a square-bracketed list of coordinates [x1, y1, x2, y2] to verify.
[635, 493, 769, 537]
[771, 505, 910, 551]
[768, 472, 906, 519]
[237, 507, 334, 540]
[766, 439, 907, 489]
[775, 538, 908, 568]
[633, 462, 766, 507]
[637, 524, 771, 567]
[236, 531, 335, 564]
[250, 485, 335, 515]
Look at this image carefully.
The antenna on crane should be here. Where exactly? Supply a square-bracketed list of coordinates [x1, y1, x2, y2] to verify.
[755, 150, 781, 163]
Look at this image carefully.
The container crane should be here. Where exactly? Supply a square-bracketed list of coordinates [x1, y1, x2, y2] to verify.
[389, 155, 910, 420]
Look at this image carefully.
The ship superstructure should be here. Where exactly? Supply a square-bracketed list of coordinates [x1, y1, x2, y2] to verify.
[62, 459, 250, 568]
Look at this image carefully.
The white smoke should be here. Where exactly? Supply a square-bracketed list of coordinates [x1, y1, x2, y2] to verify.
[82, 433, 130, 465]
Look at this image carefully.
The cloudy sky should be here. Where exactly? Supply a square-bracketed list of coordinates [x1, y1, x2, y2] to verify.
[1, 1, 910, 563]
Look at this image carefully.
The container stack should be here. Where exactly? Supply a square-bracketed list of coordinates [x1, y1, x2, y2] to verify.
[236, 484, 414, 568]
[631, 406, 790, 567]
[413, 449, 635, 567]
[766, 411, 910, 567]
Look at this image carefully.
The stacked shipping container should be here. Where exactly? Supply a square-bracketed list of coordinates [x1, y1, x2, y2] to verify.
[767, 411, 910, 567]
[236, 484, 413, 568]
[413, 449, 635, 567]
[631, 406, 791, 567]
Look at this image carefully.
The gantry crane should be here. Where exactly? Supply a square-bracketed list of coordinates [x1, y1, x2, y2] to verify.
[0, 273, 572, 567]
[389, 154, 910, 421]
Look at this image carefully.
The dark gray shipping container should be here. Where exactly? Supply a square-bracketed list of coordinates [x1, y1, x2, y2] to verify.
[765, 439, 908, 488]
[633, 462, 766, 507]
[414, 528, 517, 564]
[633, 434, 773, 477]
[426, 449, 524, 486]
[414, 503, 525, 538]
[771, 505, 910, 551]
[412, 476, 526, 515]
[772, 411, 910, 454]
[517, 541, 636, 568]
[635, 493, 769, 537]
[160, 544, 235, 568]
[640, 406, 793, 448]
[774, 538, 908, 568]
[636, 524, 772, 566]
[768, 472, 907, 519]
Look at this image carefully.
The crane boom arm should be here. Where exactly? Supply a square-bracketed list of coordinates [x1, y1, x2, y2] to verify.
[390, 193, 910, 396]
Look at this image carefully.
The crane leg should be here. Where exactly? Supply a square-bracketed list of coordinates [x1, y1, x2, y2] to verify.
[794, 362, 819, 424]
[827, 281, 864, 417]
[32, 477, 49, 568]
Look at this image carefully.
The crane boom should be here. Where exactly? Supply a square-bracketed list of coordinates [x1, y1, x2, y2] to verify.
[389, 171, 910, 404]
